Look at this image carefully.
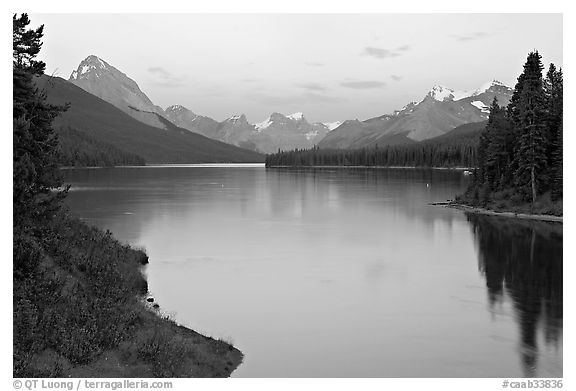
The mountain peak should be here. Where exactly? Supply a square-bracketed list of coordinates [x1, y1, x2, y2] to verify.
[473, 79, 510, 95]
[425, 81, 509, 102]
[255, 112, 311, 132]
[166, 104, 189, 113]
[68, 55, 167, 129]
[70, 55, 110, 80]
[226, 114, 248, 124]
[426, 85, 471, 102]
[287, 112, 304, 121]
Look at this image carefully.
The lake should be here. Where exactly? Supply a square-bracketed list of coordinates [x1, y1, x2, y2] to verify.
[62, 165, 562, 378]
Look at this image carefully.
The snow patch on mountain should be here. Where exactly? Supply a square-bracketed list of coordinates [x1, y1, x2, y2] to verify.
[473, 80, 506, 95]
[471, 100, 490, 113]
[287, 112, 304, 120]
[228, 115, 243, 122]
[255, 117, 273, 131]
[322, 121, 342, 131]
[426, 80, 510, 103]
[428, 85, 455, 101]
[305, 130, 319, 140]
[428, 85, 473, 102]
[70, 55, 111, 80]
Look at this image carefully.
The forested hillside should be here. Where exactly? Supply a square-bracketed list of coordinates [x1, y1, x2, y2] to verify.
[56, 126, 146, 167]
[36, 75, 264, 164]
[265, 121, 486, 168]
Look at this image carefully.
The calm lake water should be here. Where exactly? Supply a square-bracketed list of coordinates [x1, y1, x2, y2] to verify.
[62, 165, 562, 378]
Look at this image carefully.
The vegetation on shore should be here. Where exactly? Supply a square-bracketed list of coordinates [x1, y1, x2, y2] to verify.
[14, 13, 242, 377]
[458, 51, 562, 215]
[447, 202, 562, 222]
[265, 122, 483, 168]
[14, 212, 242, 377]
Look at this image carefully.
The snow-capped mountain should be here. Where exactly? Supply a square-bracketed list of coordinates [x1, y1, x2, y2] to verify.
[67, 55, 341, 153]
[319, 80, 513, 149]
[69, 55, 168, 129]
[248, 112, 333, 152]
[166, 108, 338, 153]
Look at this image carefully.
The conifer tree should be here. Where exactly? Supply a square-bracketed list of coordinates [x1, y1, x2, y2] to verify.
[544, 64, 563, 198]
[13, 13, 67, 229]
[514, 51, 548, 207]
[483, 98, 507, 190]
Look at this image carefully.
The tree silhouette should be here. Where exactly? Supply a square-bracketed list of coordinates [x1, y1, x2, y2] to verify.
[13, 13, 67, 230]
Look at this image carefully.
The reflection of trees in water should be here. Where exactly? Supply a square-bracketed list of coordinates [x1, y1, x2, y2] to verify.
[467, 214, 562, 377]
[268, 167, 468, 226]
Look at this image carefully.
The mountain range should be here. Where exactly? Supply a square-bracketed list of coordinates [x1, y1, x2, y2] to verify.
[44, 54, 514, 164]
[68, 55, 341, 154]
[39, 75, 263, 164]
[318, 81, 513, 149]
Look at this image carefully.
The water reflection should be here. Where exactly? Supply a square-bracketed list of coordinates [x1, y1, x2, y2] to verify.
[467, 214, 563, 377]
[62, 166, 562, 377]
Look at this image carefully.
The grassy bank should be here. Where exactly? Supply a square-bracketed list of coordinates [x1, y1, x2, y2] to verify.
[446, 203, 562, 223]
[450, 190, 562, 222]
[14, 211, 242, 377]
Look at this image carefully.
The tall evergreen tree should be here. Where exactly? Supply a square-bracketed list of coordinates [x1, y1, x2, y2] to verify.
[550, 117, 563, 199]
[544, 64, 563, 199]
[514, 51, 548, 207]
[13, 13, 67, 230]
[485, 98, 513, 190]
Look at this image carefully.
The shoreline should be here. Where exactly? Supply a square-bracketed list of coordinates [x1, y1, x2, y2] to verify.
[60, 163, 265, 169]
[266, 165, 473, 170]
[441, 202, 563, 223]
[14, 213, 243, 378]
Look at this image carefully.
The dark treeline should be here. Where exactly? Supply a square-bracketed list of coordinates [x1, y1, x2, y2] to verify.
[57, 125, 146, 167]
[265, 141, 478, 168]
[461, 51, 562, 213]
[13, 14, 240, 377]
[467, 214, 562, 377]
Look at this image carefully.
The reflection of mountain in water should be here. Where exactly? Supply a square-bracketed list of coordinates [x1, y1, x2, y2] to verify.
[467, 214, 562, 377]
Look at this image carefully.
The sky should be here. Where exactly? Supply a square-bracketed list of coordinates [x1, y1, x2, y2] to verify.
[31, 13, 563, 124]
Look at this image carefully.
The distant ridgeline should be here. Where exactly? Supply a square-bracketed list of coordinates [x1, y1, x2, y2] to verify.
[265, 121, 486, 168]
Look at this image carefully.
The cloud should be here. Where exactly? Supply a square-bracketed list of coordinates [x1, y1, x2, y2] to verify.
[303, 92, 343, 103]
[452, 32, 490, 42]
[297, 82, 328, 92]
[147, 66, 185, 87]
[362, 45, 410, 59]
[246, 92, 304, 105]
[305, 62, 325, 67]
[148, 67, 171, 78]
[241, 78, 260, 83]
[340, 81, 386, 89]
[246, 91, 343, 105]
[390, 75, 402, 81]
